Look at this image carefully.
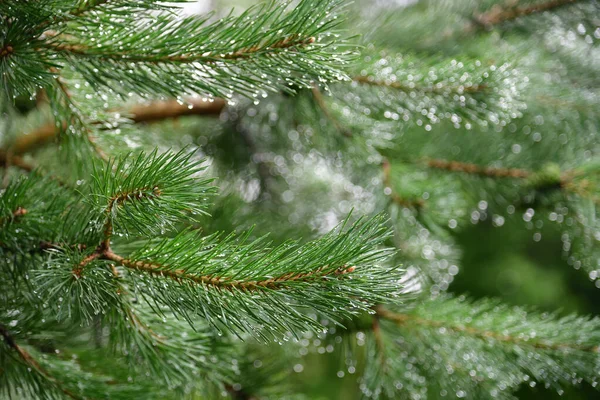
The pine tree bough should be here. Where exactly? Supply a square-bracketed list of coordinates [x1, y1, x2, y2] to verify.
[1, 0, 600, 398]
[71, 178, 363, 288]
[0, 324, 81, 400]
[382, 159, 425, 209]
[354, 75, 488, 95]
[424, 158, 532, 179]
[474, 0, 579, 28]
[421, 158, 599, 201]
[8, 98, 225, 156]
[43, 33, 317, 64]
[102, 249, 357, 291]
[375, 306, 599, 353]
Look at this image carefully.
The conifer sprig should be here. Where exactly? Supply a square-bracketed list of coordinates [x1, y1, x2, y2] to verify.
[88, 149, 215, 238]
[37, 208, 401, 341]
[2, 149, 402, 343]
[2, 0, 600, 398]
[334, 53, 526, 129]
[360, 296, 600, 399]
[1, 0, 354, 100]
[104, 217, 401, 339]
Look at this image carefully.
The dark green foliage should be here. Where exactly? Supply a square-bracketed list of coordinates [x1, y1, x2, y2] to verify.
[1, 0, 600, 399]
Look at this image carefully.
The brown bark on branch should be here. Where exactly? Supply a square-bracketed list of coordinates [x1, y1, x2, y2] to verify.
[43, 34, 316, 64]
[11, 98, 225, 155]
[0, 324, 82, 399]
[474, 0, 579, 28]
[375, 306, 599, 353]
[102, 248, 356, 291]
[382, 159, 426, 209]
[353, 76, 487, 94]
[0, 151, 35, 172]
[424, 158, 532, 179]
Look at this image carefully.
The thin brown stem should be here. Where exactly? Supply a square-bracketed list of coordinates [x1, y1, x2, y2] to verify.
[0, 151, 35, 172]
[421, 157, 598, 203]
[353, 76, 487, 95]
[10, 98, 224, 155]
[43, 35, 316, 64]
[474, 0, 578, 28]
[382, 159, 425, 209]
[0, 324, 82, 399]
[311, 86, 352, 137]
[102, 248, 356, 291]
[72, 252, 102, 278]
[424, 158, 532, 179]
[375, 306, 599, 353]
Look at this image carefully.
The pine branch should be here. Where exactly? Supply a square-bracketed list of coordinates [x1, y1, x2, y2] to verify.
[382, 159, 425, 209]
[420, 157, 600, 203]
[0, 324, 81, 400]
[88, 149, 214, 238]
[37, 220, 400, 339]
[360, 296, 600, 399]
[353, 75, 488, 95]
[56, 201, 399, 339]
[376, 306, 599, 353]
[333, 53, 526, 129]
[45, 34, 318, 65]
[3, 0, 354, 99]
[7, 151, 401, 340]
[424, 158, 532, 179]
[9, 98, 224, 155]
[474, 0, 580, 28]
[102, 247, 357, 291]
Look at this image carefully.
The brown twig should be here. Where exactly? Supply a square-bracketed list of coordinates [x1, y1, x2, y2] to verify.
[102, 248, 356, 291]
[72, 252, 102, 278]
[43, 34, 316, 64]
[424, 158, 532, 179]
[311, 86, 352, 137]
[382, 159, 425, 209]
[0, 151, 35, 172]
[127, 98, 225, 123]
[10, 98, 225, 155]
[0, 324, 82, 399]
[353, 76, 487, 95]
[474, 0, 579, 28]
[375, 306, 599, 353]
